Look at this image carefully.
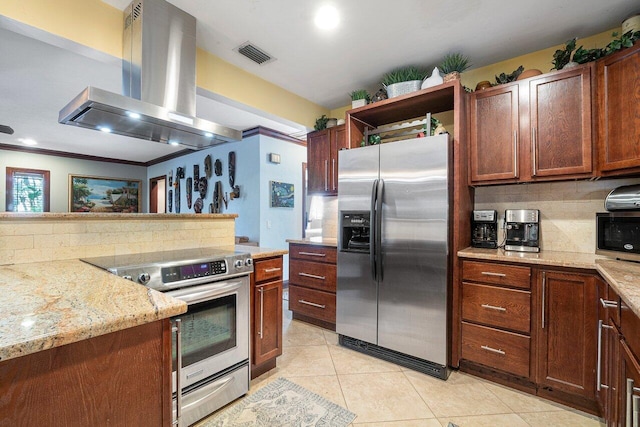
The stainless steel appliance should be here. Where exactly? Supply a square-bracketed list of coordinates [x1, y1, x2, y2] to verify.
[504, 209, 540, 253]
[597, 185, 640, 262]
[82, 248, 253, 427]
[336, 135, 450, 380]
[472, 210, 498, 249]
[59, 0, 241, 148]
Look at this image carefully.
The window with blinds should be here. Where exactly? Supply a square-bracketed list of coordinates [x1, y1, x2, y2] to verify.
[6, 168, 51, 212]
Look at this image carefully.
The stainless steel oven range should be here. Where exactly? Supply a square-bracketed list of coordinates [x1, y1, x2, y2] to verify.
[82, 248, 253, 427]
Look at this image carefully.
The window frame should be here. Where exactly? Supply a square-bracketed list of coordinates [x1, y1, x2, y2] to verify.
[5, 167, 51, 212]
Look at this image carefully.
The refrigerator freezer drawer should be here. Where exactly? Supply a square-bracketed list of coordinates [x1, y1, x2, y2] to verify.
[461, 322, 531, 378]
[289, 260, 336, 292]
[462, 283, 531, 334]
[289, 285, 336, 324]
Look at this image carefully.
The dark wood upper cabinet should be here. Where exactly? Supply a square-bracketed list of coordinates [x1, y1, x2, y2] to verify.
[597, 41, 640, 175]
[530, 66, 593, 177]
[469, 64, 594, 185]
[469, 83, 520, 182]
[307, 125, 346, 195]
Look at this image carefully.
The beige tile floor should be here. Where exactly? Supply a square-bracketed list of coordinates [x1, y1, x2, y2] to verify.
[247, 298, 605, 427]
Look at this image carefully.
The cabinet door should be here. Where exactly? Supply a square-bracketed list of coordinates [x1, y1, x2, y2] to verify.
[598, 42, 640, 173]
[307, 129, 330, 194]
[530, 65, 593, 178]
[537, 270, 597, 399]
[253, 280, 283, 366]
[329, 125, 348, 194]
[469, 83, 520, 183]
[619, 340, 640, 427]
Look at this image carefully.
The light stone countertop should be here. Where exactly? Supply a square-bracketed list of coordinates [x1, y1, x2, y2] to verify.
[234, 245, 288, 260]
[0, 259, 187, 363]
[286, 237, 338, 247]
[458, 247, 640, 318]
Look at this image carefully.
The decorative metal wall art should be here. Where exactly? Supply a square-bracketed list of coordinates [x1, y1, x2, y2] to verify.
[186, 178, 193, 209]
[174, 180, 181, 213]
[198, 177, 208, 199]
[228, 152, 236, 187]
[204, 155, 213, 178]
[193, 197, 203, 213]
[168, 189, 173, 212]
[214, 159, 222, 176]
[193, 165, 199, 191]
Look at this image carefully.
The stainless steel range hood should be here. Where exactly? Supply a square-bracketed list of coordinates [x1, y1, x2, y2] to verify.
[58, 0, 241, 148]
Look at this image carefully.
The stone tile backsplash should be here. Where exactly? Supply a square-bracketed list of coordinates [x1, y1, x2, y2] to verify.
[474, 178, 640, 253]
[0, 216, 235, 265]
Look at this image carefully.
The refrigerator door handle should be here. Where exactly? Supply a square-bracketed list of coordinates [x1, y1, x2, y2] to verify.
[376, 179, 384, 282]
[370, 179, 379, 281]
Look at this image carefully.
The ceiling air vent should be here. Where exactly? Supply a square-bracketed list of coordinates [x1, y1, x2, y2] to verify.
[235, 42, 275, 65]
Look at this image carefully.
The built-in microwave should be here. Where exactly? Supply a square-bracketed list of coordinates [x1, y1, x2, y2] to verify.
[596, 212, 640, 262]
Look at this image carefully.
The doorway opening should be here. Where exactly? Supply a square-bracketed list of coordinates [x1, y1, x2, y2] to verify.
[149, 175, 166, 213]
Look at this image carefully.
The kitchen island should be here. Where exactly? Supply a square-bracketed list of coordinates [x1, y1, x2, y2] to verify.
[0, 259, 187, 426]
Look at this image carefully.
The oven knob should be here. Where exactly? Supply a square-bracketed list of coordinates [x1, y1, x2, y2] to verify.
[138, 272, 150, 284]
[245, 258, 253, 267]
[122, 275, 132, 281]
[234, 260, 243, 269]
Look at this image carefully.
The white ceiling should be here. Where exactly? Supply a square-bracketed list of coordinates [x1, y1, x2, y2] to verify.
[0, 0, 636, 163]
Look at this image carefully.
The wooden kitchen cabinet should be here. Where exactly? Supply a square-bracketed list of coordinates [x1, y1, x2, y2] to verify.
[597, 41, 640, 175]
[307, 125, 348, 195]
[469, 64, 593, 185]
[250, 256, 283, 379]
[460, 260, 533, 379]
[469, 83, 520, 182]
[536, 270, 598, 409]
[0, 320, 172, 426]
[288, 243, 337, 330]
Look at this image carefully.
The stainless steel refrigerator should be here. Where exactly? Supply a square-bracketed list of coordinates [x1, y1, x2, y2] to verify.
[336, 134, 450, 379]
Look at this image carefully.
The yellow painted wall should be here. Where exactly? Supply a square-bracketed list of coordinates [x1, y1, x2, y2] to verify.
[0, 0, 123, 58]
[196, 49, 328, 128]
[461, 29, 617, 90]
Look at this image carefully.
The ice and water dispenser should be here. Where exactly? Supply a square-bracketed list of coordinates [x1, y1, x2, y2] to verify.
[340, 212, 371, 253]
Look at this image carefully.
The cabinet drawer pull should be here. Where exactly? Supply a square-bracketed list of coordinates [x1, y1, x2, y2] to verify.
[513, 129, 518, 178]
[481, 303, 506, 312]
[600, 298, 618, 309]
[298, 299, 326, 309]
[531, 127, 537, 176]
[298, 272, 326, 280]
[481, 271, 506, 277]
[481, 345, 506, 355]
[264, 267, 281, 273]
[299, 251, 326, 257]
[541, 271, 546, 329]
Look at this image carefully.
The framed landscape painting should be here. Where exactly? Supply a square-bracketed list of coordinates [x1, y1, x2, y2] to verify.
[69, 175, 141, 213]
[270, 181, 294, 208]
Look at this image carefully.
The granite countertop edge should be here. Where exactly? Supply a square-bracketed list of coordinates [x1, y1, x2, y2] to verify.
[458, 247, 640, 319]
[234, 245, 288, 259]
[0, 260, 187, 363]
[286, 237, 338, 247]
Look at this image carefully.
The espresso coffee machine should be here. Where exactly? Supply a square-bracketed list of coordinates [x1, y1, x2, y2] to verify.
[471, 210, 498, 249]
[505, 209, 540, 252]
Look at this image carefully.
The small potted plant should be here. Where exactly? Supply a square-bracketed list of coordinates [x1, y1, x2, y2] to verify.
[439, 52, 471, 82]
[381, 66, 427, 98]
[349, 89, 370, 109]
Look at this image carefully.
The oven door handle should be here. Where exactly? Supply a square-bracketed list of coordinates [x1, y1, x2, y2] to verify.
[182, 375, 236, 411]
[168, 280, 244, 305]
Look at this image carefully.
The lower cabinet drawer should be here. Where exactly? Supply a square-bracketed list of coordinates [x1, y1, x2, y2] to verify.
[289, 260, 336, 292]
[462, 282, 531, 333]
[289, 285, 336, 324]
[461, 322, 530, 378]
[254, 257, 283, 283]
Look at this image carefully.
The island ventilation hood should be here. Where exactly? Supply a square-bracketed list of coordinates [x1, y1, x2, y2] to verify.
[58, 0, 241, 149]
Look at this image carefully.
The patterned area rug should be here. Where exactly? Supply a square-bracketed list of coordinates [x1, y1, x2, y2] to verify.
[200, 377, 356, 426]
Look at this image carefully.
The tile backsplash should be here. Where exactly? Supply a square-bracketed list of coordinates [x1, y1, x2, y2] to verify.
[474, 178, 640, 253]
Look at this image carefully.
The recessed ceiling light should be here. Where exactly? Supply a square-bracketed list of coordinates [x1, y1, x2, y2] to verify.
[315, 5, 339, 30]
[19, 138, 37, 146]
[204, 132, 213, 138]
[98, 126, 112, 133]
[126, 111, 141, 119]
[169, 140, 180, 146]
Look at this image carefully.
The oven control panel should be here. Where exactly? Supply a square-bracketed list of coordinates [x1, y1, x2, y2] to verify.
[161, 260, 227, 283]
